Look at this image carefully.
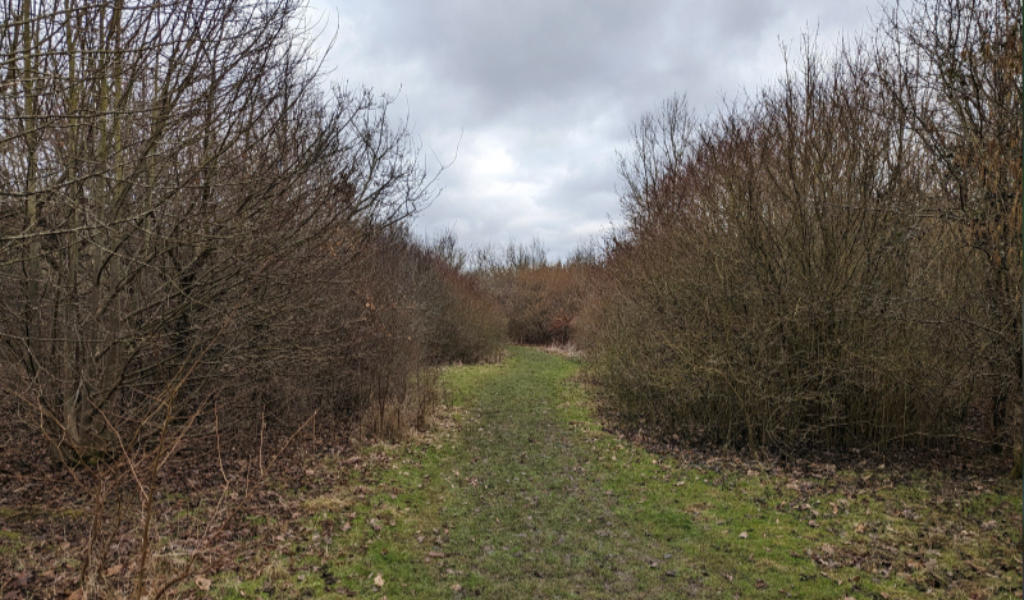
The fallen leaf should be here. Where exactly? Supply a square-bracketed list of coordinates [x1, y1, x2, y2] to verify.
[374, 573, 384, 588]
[451, 583, 462, 592]
[755, 580, 768, 589]
[738, 531, 748, 539]
[821, 544, 835, 555]
[342, 522, 352, 532]
[195, 576, 212, 591]
[105, 564, 123, 577]
[67, 591, 84, 600]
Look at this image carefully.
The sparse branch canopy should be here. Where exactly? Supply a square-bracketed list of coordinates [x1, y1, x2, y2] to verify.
[616, 94, 699, 237]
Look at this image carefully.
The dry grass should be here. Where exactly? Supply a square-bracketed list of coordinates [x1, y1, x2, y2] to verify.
[540, 341, 584, 359]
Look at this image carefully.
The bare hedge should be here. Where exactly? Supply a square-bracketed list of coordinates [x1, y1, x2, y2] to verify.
[581, 3, 1021, 456]
[0, 0, 506, 460]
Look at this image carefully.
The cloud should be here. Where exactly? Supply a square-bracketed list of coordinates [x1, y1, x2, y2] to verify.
[309, 0, 877, 259]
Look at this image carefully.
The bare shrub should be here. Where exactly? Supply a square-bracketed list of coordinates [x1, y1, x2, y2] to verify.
[582, 36, 1003, 456]
[0, 0, 436, 462]
[474, 240, 595, 346]
[415, 232, 509, 365]
[0, 0, 503, 593]
[877, 0, 1022, 445]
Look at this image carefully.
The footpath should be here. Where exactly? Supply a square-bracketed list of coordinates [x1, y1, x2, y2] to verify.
[273, 346, 1021, 599]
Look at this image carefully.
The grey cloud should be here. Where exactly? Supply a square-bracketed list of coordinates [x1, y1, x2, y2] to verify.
[312, 0, 876, 259]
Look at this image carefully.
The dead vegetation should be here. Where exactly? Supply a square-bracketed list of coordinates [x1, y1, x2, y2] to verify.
[0, 409, 372, 599]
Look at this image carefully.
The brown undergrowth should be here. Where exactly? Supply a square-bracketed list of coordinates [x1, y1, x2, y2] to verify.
[0, 400, 437, 599]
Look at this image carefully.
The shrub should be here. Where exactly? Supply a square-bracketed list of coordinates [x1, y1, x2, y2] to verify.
[474, 241, 594, 346]
[580, 36, 1015, 456]
[0, 0, 504, 457]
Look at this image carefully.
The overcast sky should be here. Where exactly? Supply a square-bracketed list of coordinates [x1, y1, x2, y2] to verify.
[308, 0, 879, 260]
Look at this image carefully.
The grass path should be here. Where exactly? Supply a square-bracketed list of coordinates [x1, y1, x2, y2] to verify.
[226, 346, 1021, 599]
[408, 345, 701, 597]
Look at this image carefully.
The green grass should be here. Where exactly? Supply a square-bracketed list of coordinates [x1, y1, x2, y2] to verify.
[0, 530, 26, 557]
[209, 346, 1022, 599]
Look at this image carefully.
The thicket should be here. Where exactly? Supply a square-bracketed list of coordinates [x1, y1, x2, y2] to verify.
[0, 0, 506, 593]
[473, 240, 597, 345]
[580, 0, 1021, 457]
[0, 0, 511, 517]
[0, 0, 509, 462]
